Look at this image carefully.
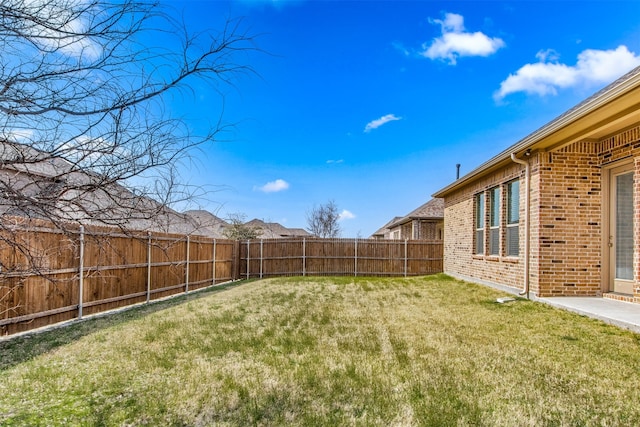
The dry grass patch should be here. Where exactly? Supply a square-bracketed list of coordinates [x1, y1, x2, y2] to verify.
[1, 275, 640, 426]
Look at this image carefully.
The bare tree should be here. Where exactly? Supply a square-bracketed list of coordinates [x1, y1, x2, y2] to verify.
[222, 213, 261, 240]
[306, 200, 341, 238]
[0, 0, 257, 230]
[0, 0, 257, 318]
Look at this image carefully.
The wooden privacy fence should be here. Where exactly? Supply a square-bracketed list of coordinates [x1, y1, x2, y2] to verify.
[0, 224, 443, 336]
[0, 223, 237, 336]
[240, 238, 443, 278]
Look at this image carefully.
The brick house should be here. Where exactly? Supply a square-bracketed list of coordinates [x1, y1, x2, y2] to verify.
[370, 217, 402, 240]
[370, 198, 444, 240]
[387, 198, 444, 240]
[433, 66, 640, 303]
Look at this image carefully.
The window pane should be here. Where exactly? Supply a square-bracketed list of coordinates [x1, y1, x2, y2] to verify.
[508, 180, 520, 224]
[476, 230, 484, 254]
[506, 225, 519, 256]
[475, 193, 484, 229]
[616, 172, 634, 280]
[489, 228, 499, 255]
[490, 188, 500, 227]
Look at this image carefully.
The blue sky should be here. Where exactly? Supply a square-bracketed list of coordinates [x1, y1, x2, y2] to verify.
[166, 0, 640, 237]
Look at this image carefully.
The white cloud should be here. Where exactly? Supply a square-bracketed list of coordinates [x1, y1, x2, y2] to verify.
[364, 114, 402, 133]
[1, 129, 34, 142]
[536, 49, 560, 63]
[338, 209, 355, 221]
[26, 0, 103, 61]
[255, 179, 290, 193]
[326, 159, 344, 164]
[495, 45, 640, 100]
[421, 13, 505, 65]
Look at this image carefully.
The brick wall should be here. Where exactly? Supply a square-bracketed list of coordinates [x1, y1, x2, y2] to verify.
[536, 144, 602, 296]
[635, 158, 640, 303]
[442, 124, 640, 300]
[416, 220, 443, 240]
[443, 161, 526, 292]
[390, 220, 443, 240]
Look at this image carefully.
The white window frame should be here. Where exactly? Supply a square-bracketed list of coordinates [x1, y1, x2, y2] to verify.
[488, 187, 500, 255]
[475, 193, 485, 255]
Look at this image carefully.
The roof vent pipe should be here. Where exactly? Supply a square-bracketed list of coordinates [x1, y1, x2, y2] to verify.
[510, 152, 530, 298]
[456, 164, 461, 180]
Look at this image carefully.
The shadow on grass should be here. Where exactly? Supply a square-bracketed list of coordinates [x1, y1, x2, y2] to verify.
[0, 280, 249, 371]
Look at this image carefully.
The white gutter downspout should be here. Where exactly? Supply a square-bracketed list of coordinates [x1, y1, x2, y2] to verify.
[511, 152, 530, 298]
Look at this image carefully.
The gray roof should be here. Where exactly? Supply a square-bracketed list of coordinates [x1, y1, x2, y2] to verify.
[245, 219, 312, 239]
[370, 198, 444, 238]
[388, 198, 444, 228]
[404, 198, 444, 219]
[0, 140, 225, 236]
[182, 210, 228, 238]
[371, 216, 402, 237]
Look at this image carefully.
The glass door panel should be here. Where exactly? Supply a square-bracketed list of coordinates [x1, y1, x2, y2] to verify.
[611, 168, 634, 294]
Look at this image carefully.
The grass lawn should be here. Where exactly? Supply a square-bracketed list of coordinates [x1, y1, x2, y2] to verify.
[2, 274, 640, 426]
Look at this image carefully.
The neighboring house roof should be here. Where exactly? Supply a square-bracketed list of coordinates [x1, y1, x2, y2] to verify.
[245, 219, 312, 239]
[0, 141, 312, 239]
[370, 217, 402, 238]
[0, 140, 223, 236]
[388, 198, 444, 228]
[182, 210, 228, 238]
[284, 227, 312, 237]
[370, 198, 444, 239]
[433, 65, 640, 198]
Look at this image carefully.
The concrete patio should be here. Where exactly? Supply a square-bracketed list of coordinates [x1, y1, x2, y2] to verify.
[454, 273, 640, 334]
[537, 296, 640, 334]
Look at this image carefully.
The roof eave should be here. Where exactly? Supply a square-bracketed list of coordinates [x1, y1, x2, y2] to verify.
[433, 67, 640, 199]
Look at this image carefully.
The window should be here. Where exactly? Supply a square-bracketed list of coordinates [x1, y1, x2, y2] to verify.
[475, 193, 484, 254]
[489, 187, 500, 255]
[506, 180, 520, 256]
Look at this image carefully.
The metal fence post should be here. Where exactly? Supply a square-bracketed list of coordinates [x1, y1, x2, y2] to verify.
[78, 226, 85, 319]
[147, 232, 152, 303]
[185, 235, 190, 293]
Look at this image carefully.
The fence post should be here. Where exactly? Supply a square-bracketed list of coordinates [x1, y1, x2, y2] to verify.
[147, 232, 152, 303]
[231, 240, 238, 280]
[185, 235, 190, 293]
[260, 239, 263, 279]
[212, 239, 217, 285]
[246, 240, 250, 280]
[78, 225, 85, 319]
[404, 239, 408, 277]
[302, 238, 306, 277]
[354, 238, 358, 277]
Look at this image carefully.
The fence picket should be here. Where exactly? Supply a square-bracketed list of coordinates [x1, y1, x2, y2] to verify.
[0, 219, 442, 337]
[0, 218, 237, 336]
[237, 238, 442, 279]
